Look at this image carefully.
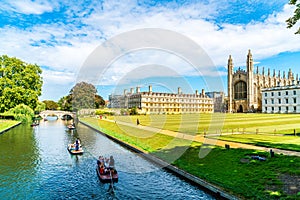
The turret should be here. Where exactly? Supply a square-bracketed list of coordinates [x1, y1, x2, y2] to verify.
[247, 49, 253, 73]
[288, 68, 293, 79]
[246, 49, 254, 111]
[227, 55, 233, 113]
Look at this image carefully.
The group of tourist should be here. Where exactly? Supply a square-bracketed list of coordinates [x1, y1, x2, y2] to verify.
[97, 155, 115, 174]
[70, 138, 81, 151]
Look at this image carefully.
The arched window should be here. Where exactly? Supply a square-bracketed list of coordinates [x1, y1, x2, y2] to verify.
[234, 81, 247, 99]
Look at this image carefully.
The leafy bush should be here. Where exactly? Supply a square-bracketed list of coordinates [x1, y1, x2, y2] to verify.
[5, 104, 34, 123]
[95, 109, 115, 116]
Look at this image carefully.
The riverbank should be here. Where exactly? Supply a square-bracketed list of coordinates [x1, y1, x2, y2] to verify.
[80, 117, 300, 199]
[0, 120, 21, 134]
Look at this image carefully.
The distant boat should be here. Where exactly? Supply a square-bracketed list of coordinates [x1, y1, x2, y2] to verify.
[67, 144, 84, 155]
[31, 122, 39, 127]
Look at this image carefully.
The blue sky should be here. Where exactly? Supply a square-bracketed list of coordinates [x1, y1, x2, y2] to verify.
[0, 0, 299, 101]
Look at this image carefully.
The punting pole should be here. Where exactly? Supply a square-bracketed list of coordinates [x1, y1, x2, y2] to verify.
[109, 170, 115, 193]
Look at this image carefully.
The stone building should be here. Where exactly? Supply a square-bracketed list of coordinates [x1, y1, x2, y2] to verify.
[205, 91, 225, 112]
[262, 84, 300, 113]
[227, 50, 297, 113]
[109, 86, 214, 114]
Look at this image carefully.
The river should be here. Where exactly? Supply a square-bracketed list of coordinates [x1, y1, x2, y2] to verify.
[0, 118, 215, 200]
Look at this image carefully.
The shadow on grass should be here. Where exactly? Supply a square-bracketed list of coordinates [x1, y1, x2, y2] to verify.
[151, 144, 300, 200]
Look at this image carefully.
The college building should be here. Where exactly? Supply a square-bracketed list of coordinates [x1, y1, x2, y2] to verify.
[227, 50, 298, 113]
[262, 84, 300, 113]
[109, 86, 214, 114]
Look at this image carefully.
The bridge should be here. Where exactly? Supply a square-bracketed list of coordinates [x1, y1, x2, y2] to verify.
[39, 110, 76, 119]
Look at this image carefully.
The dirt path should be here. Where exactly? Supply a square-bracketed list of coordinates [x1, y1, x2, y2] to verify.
[104, 118, 300, 157]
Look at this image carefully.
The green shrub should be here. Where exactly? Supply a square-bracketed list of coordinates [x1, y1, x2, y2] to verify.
[5, 104, 34, 123]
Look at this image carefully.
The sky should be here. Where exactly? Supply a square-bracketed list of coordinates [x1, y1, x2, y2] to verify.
[0, 0, 299, 101]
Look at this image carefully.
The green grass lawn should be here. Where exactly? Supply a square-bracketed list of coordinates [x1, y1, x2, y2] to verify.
[80, 116, 300, 199]
[110, 113, 300, 135]
[173, 145, 300, 199]
[108, 113, 300, 151]
[0, 120, 20, 132]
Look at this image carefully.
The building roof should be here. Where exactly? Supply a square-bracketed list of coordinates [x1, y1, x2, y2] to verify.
[262, 84, 300, 92]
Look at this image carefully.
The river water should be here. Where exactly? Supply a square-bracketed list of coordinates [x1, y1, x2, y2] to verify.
[0, 118, 215, 200]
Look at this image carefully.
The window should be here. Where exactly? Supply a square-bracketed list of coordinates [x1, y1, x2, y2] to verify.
[264, 93, 267, 97]
[272, 107, 274, 111]
[286, 106, 289, 111]
[286, 99, 289, 104]
[278, 92, 281, 96]
[286, 91, 288, 95]
[294, 106, 297, 111]
[294, 90, 296, 95]
[271, 99, 274, 104]
[294, 98, 297, 104]
[278, 99, 281, 104]
[234, 81, 247, 99]
[279, 106, 281, 111]
[265, 100, 267, 104]
[265, 107, 267, 112]
[271, 92, 274, 96]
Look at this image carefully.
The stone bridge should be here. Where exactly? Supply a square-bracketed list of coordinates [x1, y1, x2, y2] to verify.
[39, 110, 76, 119]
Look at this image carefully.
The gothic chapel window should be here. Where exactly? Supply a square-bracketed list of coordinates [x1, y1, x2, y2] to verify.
[234, 81, 247, 99]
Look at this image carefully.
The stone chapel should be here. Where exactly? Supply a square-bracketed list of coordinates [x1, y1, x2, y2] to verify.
[227, 50, 297, 112]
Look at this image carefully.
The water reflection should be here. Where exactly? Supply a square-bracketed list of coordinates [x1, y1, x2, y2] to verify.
[0, 120, 215, 200]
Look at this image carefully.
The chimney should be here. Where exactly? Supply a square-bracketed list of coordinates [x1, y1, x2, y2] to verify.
[178, 87, 182, 94]
[195, 90, 198, 96]
[130, 88, 134, 94]
[124, 89, 127, 95]
[149, 85, 152, 93]
[202, 89, 205, 97]
[136, 86, 140, 93]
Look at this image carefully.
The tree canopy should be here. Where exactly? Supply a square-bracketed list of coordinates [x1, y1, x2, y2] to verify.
[58, 95, 72, 111]
[43, 100, 58, 110]
[0, 55, 43, 112]
[58, 82, 105, 111]
[287, 0, 300, 34]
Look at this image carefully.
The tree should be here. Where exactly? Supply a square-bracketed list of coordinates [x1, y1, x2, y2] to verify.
[58, 95, 72, 111]
[95, 94, 106, 108]
[70, 82, 98, 111]
[5, 104, 34, 123]
[42, 100, 58, 110]
[58, 82, 105, 111]
[0, 55, 43, 112]
[129, 107, 138, 115]
[35, 101, 46, 114]
[286, 0, 300, 34]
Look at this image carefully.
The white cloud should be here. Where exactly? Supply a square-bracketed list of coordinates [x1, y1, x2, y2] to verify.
[7, 0, 54, 15]
[42, 69, 75, 85]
